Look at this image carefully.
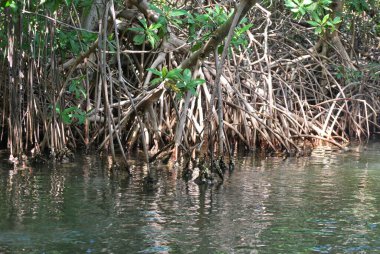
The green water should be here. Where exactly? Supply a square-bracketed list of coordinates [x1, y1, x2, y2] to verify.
[1, 144, 380, 253]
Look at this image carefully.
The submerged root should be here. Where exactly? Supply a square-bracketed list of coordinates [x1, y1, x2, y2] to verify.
[54, 147, 75, 163]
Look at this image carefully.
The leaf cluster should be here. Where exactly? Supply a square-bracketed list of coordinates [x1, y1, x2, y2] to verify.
[69, 76, 87, 100]
[56, 29, 97, 57]
[148, 67, 206, 98]
[127, 4, 253, 53]
[335, 66, 363, 83]
[55, 106, 86, 125]
[285, 0, 342, 35]
[284, 0, 379, 35]
[187, 5, 253, 52]
[128, 18, 163, 48]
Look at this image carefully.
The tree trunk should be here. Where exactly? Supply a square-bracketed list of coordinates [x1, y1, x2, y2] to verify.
[325, 0, 356, 69]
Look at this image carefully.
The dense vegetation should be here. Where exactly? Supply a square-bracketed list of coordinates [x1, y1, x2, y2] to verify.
[0, 0, 379, 173]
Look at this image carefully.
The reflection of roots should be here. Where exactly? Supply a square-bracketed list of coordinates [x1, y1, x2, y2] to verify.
[55, 147, 75, 162]
[182, 155, 231, 185]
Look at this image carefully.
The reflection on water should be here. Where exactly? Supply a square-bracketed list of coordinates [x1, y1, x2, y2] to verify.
[1, 143, 380, 253]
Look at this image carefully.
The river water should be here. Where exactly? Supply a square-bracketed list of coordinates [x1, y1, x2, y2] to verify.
[1, 143, 380, 253]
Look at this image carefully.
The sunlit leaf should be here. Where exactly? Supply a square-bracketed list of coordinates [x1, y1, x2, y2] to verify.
[333, 17, 342, 24]
[285, 0, 298, 9]
[311, 12, 321, 22]
[237, 24, 253, 34]
[183, 69, 192, 83]
[162, 66, 168, 77]
[170, 10, 188, 17]
[150, 23, 162, 30]
[321, 14, 330, 24]
[303, 0, 313, 5]
[147, 34, 156, 48]
[167, 68, 183, 80]
[307, 20, 319, 27]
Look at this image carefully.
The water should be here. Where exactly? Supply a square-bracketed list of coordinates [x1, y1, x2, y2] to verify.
[1, 143, 380, 253]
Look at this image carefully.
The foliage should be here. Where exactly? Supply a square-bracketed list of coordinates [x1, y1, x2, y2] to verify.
[347, 0, 370, 12]
[186, 5, 252, 52]
[146, 3, 253, 53]
[149, 3, 188, 31]
[285, 0, 342, 35]
[128, 18, 162, 48]
[307, 13, 341, 34]
[284, 0, 380, 35]
[69, 77, 87, 100]
[148, 67, 206, 98]
[176, 69, 206, 97]
[2, 0, 18, 12]
[335, 66, 363, 83]
[56, 106, 86, 125]
[56, 30, 97, 57]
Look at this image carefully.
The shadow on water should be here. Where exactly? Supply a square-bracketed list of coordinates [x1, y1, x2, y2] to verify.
[1, 143, 380, 253]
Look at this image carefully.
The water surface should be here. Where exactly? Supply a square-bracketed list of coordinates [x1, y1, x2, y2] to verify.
[1, 143, 380, 253]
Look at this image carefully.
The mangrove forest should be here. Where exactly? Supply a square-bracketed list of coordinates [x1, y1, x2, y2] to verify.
[0, 0, 379, 174]
[2, 0, 380, 253]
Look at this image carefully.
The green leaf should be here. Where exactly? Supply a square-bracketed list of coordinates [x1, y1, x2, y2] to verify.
[307, 20, 320, 27]
[149, 3, 163, 15]
[290, 8, 299, 13]
[237, 24, 253, 34]
[62, 114, 72, 124]
[322, 5, 332, 11]
[167, 68, 183, 80]
[307, 3, 318, 11]
[186, 16, 195, 24]
[170, 10, 188, 17]
[183, 69, 192, 83]
[175, 92, 184, 99]
[192, 79, 206, 86]
[189, 87, 197, 96]
[285, 0, 297, 8]
[162, 66, 168, 77]
[333, 17, 341, 24]
[133, 34, 145, 45]
[176, 81, 186, 88]
[311, 12, 321, 22]
[303, 0, 313, 5]
[299, 7, 306, 15]
[7, 0, 17, 11]
[191, 42, 202, 52]
[149, 23, 162, 30]
[138, 18, 148, 29]
[63, 107, 77, 114]
[147, 34, 156, 48]
[73, 113, 86, 124]
[147, 68, 162, 77]
[321, 14, 330, 24]
[218, 45, 224, 55]
[151, 78, 163, 86]
[69, 39, 80, 54]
